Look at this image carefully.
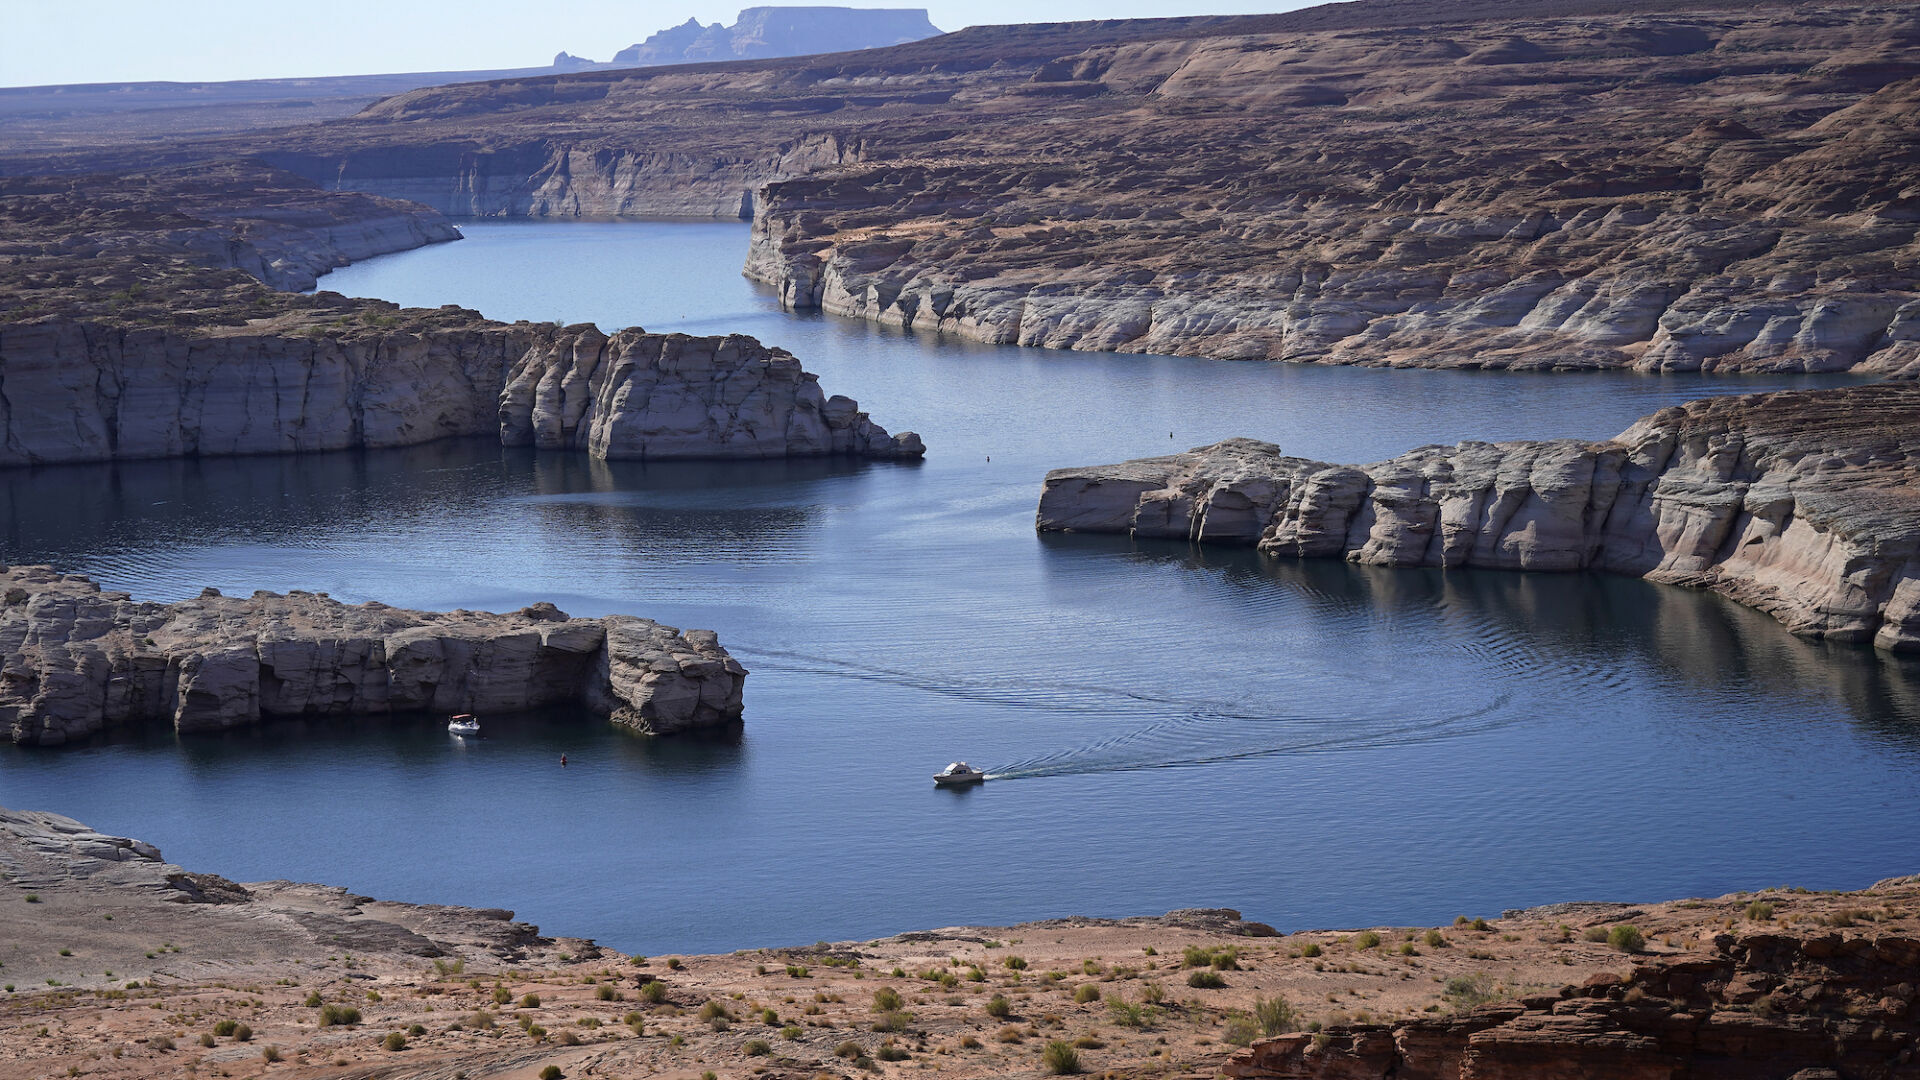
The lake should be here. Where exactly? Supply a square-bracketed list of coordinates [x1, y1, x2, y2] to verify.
[2, 220, 1914, 955]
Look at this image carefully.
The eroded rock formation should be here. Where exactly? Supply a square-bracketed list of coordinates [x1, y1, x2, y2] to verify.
[1037, 384, 1920, 651]
[1225, 930, 1920, 1080]
[0, 564, 749, 745]
[0, 168, 922, 466]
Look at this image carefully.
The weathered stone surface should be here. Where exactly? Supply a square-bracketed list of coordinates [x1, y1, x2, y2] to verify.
[1038, 384, 1920, 651]
[1223, 932, 1920, 1080]
[0, 564, 749, 745]
[0, 169, 923, 466]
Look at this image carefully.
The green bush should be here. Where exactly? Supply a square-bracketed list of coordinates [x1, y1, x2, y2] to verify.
[1224, 1013, 1260, 1047]
[260, 1045, 281, 1062]
[878, 1043, 910, 1061]
[540, 1067, 563, 1080]
[1073, 983, 1101, 1004]
[1353, 931, 1381, 950]
[1042, 1040, 1082, 1074]
[1139, 981, 1166, 1005]
[698, 1001, 732, 1022]
[596, 984, 618, 1001]
[1608, 925, 1646, 953]
[985, 994, 1012, 1018]
[1254, 994, 1297, 1036]
[319, 1004, 362, 1027]
[303, 991, 323, 1007]
[872, 987, 903, 1012]
[1299, 942, 1322, 958]
[493, 985, 513, 1004]
[1442, 974, 1496, 1009]
[1746, 901, 1775, 922]
[1003, 955, 1029, 970]
[233, 1024, 252, 1043]
[1582, 926, 1611, 942]
[520, 993, 541, 1009]
[1211, 948, 1240, 971]
[835, 1040, 865, 1059]
[1424, 930, 1448, 948]
[383, 1031, 407, 1051]
[213, 1020, 238, 1037]
[641, 980, 668, 1003]
[1186, 971, 1226, 989]
[743, 1038, 772, 1056]
[787, 964, 811, 978]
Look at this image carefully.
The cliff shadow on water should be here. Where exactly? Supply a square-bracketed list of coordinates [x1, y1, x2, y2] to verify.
[995, 532, 1920, 780]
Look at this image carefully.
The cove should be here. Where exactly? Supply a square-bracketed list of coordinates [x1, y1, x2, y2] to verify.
[2, 220, 1916, 956]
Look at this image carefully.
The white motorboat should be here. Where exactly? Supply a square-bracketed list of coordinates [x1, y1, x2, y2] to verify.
[447, 714, 481, 736]
[933, 761, 986, 786]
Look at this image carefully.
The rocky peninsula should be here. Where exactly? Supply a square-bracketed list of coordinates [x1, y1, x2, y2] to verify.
[0, 564, 747, 745]
[0, 167, 922, 466]
[2, 805, 1914, 1080]
[1039, 384, 1920, 652]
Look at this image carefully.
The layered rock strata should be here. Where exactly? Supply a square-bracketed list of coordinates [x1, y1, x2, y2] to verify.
[0, 168, 922, 465]
[1225, 930, 1920, 1080]
[1036, 384, 1920, 651]
[0, 564, 749, 745]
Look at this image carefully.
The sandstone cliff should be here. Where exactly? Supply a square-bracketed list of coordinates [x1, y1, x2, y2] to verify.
[0, 168, 923, 466]
[1225, 930, 1920, 1080]
[611, 8, 942, 68]
[0, 564, 749, 745]
[1037, 384, 1920, 652]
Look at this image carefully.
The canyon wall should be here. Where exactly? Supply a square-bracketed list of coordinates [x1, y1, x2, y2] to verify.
[1037, 384, 1920, 651]
[0, 318, 923, 466]
[0, 564, 749, 745]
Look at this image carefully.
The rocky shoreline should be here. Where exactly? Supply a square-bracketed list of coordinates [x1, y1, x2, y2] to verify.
[2, 805, 1913, 1080]
[0, 167, 923, 467]
[0, 564, 747, 745]
[1038, 384, 1920, 652]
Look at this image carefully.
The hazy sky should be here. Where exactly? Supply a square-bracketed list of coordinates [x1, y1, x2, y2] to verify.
[2, 0, 1317, 88]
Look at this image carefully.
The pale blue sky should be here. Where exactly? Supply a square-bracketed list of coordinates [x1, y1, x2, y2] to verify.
[2, 0, 1316, 88]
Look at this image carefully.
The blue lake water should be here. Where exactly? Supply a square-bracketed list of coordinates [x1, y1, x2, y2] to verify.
[2, 220, 1915, 955]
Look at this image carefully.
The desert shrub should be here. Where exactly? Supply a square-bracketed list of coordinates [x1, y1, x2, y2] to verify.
[1105, 995, 1149, 1028]
[1424, 930, 1448, 948]
[986, 994, 1013, 1018]
[1139, 981, 1166, 1004]
[872, 986, 903, 1012]
[260, 1045, 281, 1062]
[233, 1024, 252, 1043]
[1582, 926, 1611, 942]
[407, 1023, 426, 1037]
[1073, 1036, 1105, 1049]
[1608, 925, 1646, 953]
[959, 1034, 982, 1049]
[597, 984, 618, 1001]
[872, 1010, 911, 1033]
[433, 958, 465, 976]
[1472, 918, 1490, 931]
[1186, 971, 1226, 989]
[787, 964, 811, 978]
[1352, 931, 1381, 950]
[781, 1025, 803, 1039]
[527, 1023, 547, 1042]
[665, 957, 683, 970]
[1224, 1013, 1260, 1046]
[198, 1033, 215, 1048]
[493, 985, 513, 1004]
[469, 1010, 496, 1029]
[541, 1067, 563, 1080]
[1042, 1040, 1082, 1074]
[878, 1043, 910, 1061]
[641, 980, 668, 1003]
[383, 1031, 407, 1051]
[520, 993, 541, 1009]
[1255, 994, 1297, 1036]
[319, 1004, 361, 1027]
[698, 1001, 731, 1022]
[1211, 948, 1240, 971]
[997, 1026, 1025, 1043]
[1300, 942, 1322, 958]
[835, 1040, 865, 1059]
[1073, 983, 1100, 1004]
[150, 1035, 175, 1051]
[743, 1038, 772, 1056]
[303, 991, 323, 1007]
[1003, 955, 1029, 970]
[1443, 974, 1496, 1009]
[1746, 901, 1775, 921]
[213, 1020, 238, 1037]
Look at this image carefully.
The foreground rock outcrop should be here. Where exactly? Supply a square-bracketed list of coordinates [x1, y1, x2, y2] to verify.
[4, 801, 1916, 1080]
[0, 564, 748, 745]
[1038, 384, 1920, 651]
[0, 167, 923, 465]
[1226, 929, 1920, 1080]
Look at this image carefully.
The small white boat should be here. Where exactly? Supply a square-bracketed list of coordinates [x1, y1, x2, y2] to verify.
[934, 761, 986, 786]
[447, 714, 481, 736]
